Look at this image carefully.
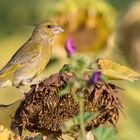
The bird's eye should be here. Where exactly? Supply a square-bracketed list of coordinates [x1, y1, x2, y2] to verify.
[47, 25, 52, 28]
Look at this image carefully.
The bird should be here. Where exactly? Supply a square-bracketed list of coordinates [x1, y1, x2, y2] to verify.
[0, 21, 64, 90]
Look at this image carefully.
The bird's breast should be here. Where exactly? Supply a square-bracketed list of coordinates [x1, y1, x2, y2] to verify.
[37, 45, 52, 73]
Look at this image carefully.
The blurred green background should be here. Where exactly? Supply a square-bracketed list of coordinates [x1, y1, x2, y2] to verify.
[0, 0, 140, 140]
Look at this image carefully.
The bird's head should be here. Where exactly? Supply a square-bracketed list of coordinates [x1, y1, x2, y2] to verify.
[33, 21, 64, 40]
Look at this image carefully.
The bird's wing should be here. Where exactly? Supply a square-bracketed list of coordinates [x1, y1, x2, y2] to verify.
[0, 40, 41, 76]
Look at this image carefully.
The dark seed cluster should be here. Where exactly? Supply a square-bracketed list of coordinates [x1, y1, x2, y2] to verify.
[11, 72, 123, 139]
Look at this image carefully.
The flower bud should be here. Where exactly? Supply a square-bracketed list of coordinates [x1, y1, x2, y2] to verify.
[65, 38, 76, 57]
[87, 71, 101, 85]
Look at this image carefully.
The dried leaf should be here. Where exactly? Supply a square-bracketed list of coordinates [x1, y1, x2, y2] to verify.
[0, 125, 20, 140]
[96, 58, 140, 82]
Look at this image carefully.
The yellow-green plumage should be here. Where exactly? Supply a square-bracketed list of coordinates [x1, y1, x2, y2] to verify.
[0, 21, 64, 88]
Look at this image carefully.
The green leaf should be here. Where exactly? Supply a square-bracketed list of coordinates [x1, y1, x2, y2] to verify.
[93, 126, 118, 140]
[0, 99, 21, 128]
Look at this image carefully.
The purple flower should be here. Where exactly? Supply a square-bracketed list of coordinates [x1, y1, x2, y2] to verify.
[65, 38, 76, 57]
[87, 71, 101, 85]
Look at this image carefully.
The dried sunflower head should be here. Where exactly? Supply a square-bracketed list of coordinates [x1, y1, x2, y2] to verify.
[11, 71, 123, 139]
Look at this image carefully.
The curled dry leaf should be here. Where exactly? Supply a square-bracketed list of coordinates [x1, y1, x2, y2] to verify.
[96, 58, 140, 82]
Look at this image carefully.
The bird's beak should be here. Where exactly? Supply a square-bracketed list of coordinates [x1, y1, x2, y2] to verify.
[53, 26, 64, 35]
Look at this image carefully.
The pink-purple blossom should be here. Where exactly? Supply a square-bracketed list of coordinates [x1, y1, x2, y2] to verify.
[87, 71, 101, 85]
[65, 38, 76, 57]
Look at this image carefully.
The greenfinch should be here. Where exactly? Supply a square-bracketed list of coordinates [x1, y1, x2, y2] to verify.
[0, 21, 64, 89]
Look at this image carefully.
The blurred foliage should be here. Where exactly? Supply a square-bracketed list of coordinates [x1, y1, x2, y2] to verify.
[108, 0, 135, 10]
[93, 126, 118, 140]
[0, 0, 59, 36]
[117, 1, 140, 72]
